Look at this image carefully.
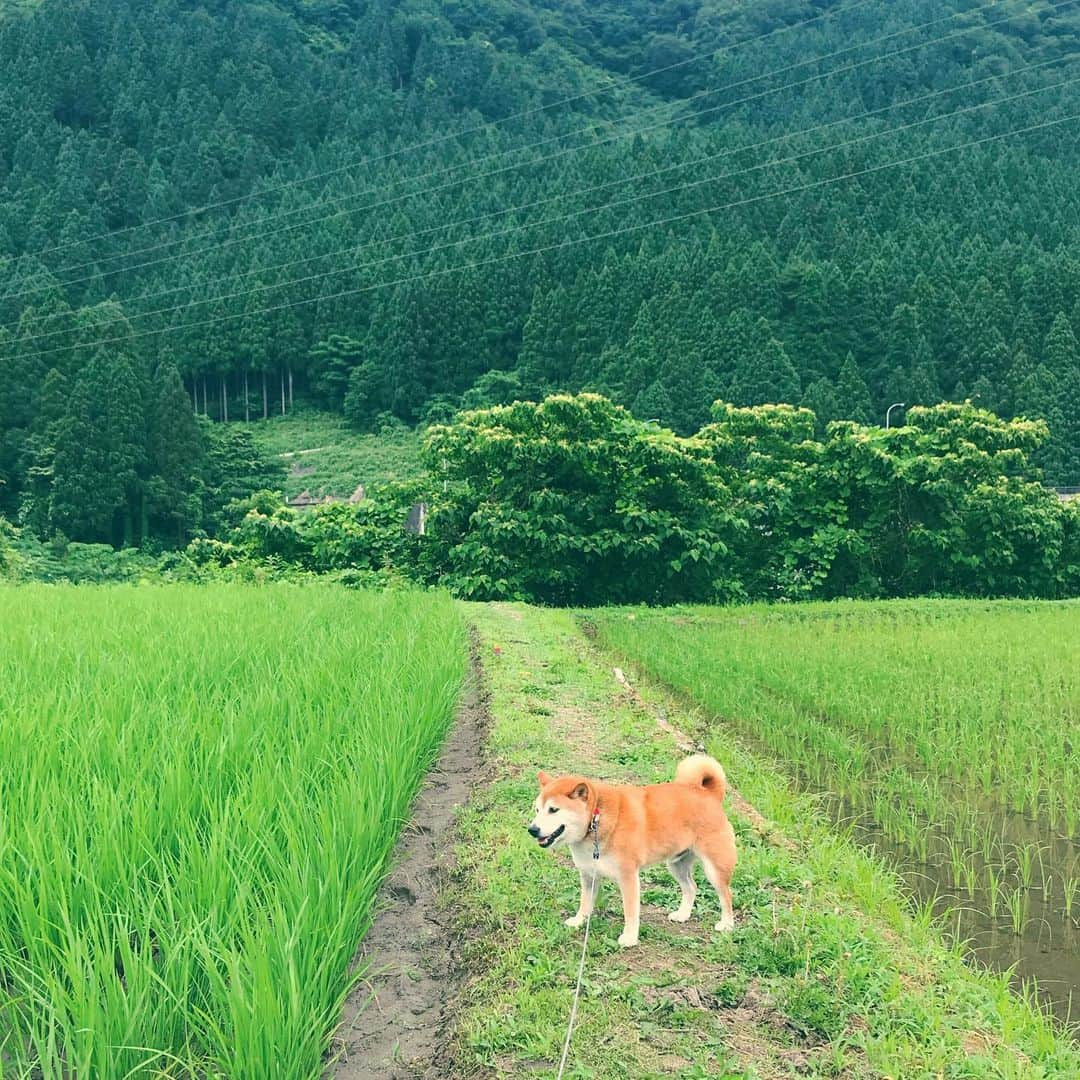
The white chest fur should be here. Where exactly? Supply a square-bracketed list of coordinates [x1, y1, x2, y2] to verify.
[568, 841, 621, 880]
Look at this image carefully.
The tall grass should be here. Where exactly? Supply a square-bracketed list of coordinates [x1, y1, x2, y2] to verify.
[0, 584, 465, 1078]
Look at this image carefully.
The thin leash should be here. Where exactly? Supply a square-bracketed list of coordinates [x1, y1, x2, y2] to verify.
[556, 808, 600, 1080]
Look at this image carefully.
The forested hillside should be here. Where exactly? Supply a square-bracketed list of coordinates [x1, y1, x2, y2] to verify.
[1, 0, 1079, 545]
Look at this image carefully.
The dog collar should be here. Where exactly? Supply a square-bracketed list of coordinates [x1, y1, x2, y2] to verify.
[589, 808, 600, 860]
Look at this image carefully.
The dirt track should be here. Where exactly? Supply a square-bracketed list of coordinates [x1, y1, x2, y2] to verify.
[329, 644, 488, 1079]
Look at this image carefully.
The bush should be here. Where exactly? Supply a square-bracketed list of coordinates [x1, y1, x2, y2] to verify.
[228, 481, 429, 577]
[0, 516, 21, 578]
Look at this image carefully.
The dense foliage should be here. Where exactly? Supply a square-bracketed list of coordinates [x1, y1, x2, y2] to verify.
[427, 394, 742, 603]
[2, 0, 1080, 549]
[201, 393, 1079, 603]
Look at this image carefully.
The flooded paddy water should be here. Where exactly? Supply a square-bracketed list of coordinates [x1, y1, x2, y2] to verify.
[815, 764, 1079, 1027]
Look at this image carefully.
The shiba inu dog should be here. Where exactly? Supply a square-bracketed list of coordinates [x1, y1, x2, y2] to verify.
[527, 755, 736, 947]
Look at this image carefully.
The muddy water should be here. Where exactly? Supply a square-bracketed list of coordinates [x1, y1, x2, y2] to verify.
[801, 773, 1080, 1027]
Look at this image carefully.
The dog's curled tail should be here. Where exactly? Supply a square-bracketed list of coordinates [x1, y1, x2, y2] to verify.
[675, 754, 726, 801]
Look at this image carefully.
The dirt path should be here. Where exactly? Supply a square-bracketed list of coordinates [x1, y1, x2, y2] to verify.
[329, 647, 488, 1079]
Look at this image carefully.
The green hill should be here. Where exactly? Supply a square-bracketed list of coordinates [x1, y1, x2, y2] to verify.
[2, 0, 1080, 546]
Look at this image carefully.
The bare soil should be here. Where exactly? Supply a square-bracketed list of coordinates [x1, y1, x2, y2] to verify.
[328, 643, 489, 1079]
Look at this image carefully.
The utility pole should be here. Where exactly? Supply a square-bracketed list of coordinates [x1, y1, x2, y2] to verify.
[886, 402, 905, 429]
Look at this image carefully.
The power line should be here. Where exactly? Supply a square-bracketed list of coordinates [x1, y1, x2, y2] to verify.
[26, 0, 883, 261]
[10, 113, 1074, 365]
[7, 72, 1074, 351]
[10, 50, 1068, 339]
[50, 0, 1021, 278]
[14, 0, 1047, 300]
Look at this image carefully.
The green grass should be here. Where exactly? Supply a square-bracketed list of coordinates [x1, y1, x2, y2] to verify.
[594, 601, 1080, 826]
[444, 603, 1079, 1078]
[592, 601, 1080, 882]
[243, 411, 423, 498]
[0, 583, 465, 1078]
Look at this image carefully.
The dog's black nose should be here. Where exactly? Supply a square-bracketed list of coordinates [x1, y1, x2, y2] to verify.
[526, 824, 541, 838]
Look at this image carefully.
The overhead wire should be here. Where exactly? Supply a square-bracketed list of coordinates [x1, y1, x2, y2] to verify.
[25, 0, 885, 260]
[9, 112, 1075, 365]
[25, 0, 1037, 292]
[6, 68, 1075, 351]
[6, 47, 1070, 337]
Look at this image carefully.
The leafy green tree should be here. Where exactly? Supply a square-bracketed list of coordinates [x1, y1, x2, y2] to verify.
[424, 394, 742, 604]
[821, 404, 1064, 598]
[309, 334, 363, 410]
[702, 403, 849, 600]
[199, 425, 286, 537]
[460, 369, 525, 410]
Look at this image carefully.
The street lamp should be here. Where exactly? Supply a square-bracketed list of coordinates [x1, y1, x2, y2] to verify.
[885, 402, 905, 429]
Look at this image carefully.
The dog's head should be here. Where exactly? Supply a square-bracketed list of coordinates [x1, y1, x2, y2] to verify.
[526, 771, 593, 850]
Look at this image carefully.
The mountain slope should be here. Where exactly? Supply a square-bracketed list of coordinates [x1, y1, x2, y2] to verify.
[2, 0, 1080, 543]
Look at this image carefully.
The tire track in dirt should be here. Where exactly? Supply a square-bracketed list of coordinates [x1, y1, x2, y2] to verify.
[328, 635, 489, 1079]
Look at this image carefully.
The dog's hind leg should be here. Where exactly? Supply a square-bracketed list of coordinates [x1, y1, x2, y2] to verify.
[697, 846, 735, 932]
[565, 870, 602, 929]
[666, 851, 698, 923]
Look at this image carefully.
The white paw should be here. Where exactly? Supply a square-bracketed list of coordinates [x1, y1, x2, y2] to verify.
[668, 910, 691, 923]
[617, 931, 639, 948]
[714, 916, 735, 933]
[564, 914, 585, 929]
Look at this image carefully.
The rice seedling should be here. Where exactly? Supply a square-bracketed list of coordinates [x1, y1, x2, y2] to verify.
[1012, 843, 1044, 892]
[943, 838, 968, 887]
[1006, 888, 1029, 937]
[0, 584, 465, 1078]
[1064, 878, 1079, 923]
[985, 865, 1005, 919]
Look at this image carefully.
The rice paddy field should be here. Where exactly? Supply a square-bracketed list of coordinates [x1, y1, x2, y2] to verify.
[593, 600, 1080, 1024]
[0, 584, 465, 1078]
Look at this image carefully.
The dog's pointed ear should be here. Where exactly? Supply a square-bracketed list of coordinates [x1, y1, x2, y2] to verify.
[571, 782, 589, 800]
[537, 770, 551, 788]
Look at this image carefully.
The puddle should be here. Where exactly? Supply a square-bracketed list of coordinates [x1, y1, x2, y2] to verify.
[796, 768, 1079, 1027]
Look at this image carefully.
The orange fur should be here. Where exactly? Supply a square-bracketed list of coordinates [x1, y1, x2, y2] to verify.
[527, 755, 737, 947]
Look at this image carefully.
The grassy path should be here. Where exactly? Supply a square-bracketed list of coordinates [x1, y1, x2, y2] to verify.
[442, 603, 1079, 1079]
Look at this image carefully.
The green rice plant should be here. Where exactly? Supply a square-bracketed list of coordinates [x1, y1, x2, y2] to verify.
[1064, 878, 1079, 923]
[985, 865, 1005, 919]
[1005, 887, 1029, 937]
[595, 602, 1080, 841]
[1012, 843, 1044, 892]
[944, 838, 969, 887]
[0, 584, 465, 1078]
[960, 855, 980, 897]
[592, 600, 1080, 1016]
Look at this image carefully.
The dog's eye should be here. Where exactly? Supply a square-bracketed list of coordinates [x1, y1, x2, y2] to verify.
[548, 806, 558, 814]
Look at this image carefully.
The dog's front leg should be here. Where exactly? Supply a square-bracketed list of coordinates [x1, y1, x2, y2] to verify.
[616, 869, 640, 947]
[565, 870, 600, 929]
